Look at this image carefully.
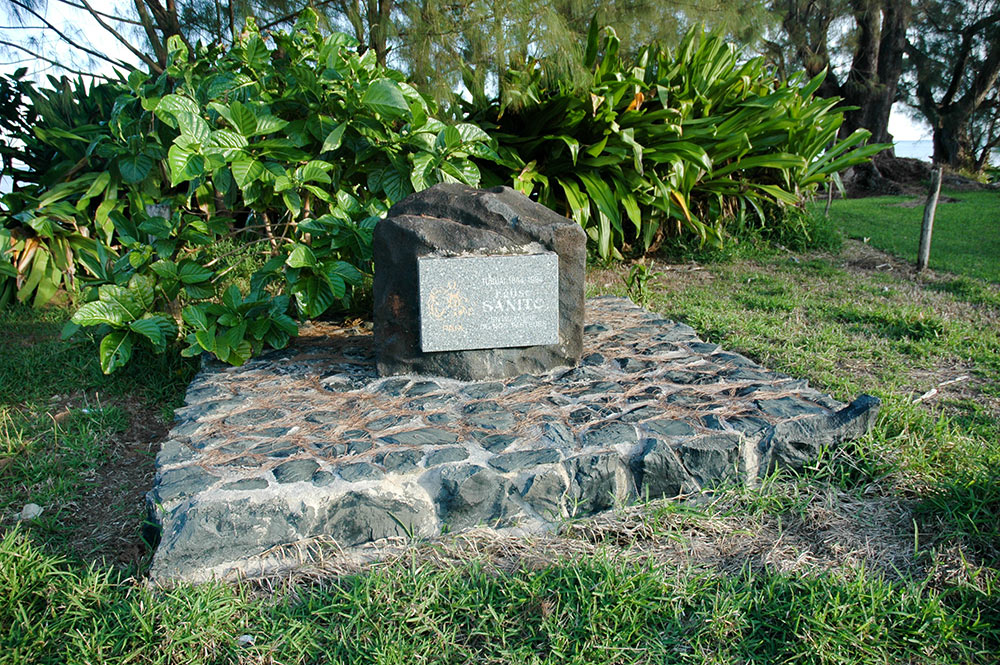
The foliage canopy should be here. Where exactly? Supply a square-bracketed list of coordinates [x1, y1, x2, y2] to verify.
[472, 21, 882, 258]
[1, 9, 492, 371]
[1, 12, 878, 372]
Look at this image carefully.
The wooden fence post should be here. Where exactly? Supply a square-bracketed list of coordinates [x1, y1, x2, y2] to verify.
[917, 165, 943, 272]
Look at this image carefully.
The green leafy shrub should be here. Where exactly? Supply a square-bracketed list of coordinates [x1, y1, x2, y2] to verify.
[469, 21, 884, 258]
[1, 9, 493, 372]
[0, 72, 118, 309]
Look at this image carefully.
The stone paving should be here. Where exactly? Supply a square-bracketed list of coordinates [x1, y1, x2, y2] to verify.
[148, 296, 879, 582]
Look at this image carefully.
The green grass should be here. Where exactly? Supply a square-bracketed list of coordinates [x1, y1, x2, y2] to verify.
[819, 189, 1000, 282]
[0, 304, 196, 405]
[2, 241, 1000, 663]
[1, 526, 996, 664]
[0, 305, 196, 559]
[590, 247, 1000, 557]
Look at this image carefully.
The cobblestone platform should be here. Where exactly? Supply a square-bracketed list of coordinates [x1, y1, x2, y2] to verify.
[149, 297, 879, 582]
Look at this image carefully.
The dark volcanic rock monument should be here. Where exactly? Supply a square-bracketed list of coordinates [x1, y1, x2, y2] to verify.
[146, 186, 880, 583]
[373, 184, 586, 380]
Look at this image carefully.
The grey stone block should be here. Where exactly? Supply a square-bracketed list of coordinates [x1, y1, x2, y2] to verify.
[224, 408, 286, 427]
[155, 465, 218, 504]
[425, 447, 470, 467]
[319, 490, 436, 547]
[564, 451, 631, 514]
[644, 419, 697, 439]
[305, 410, 341, 424]
[635, 438, 693, 499]
[756, 396, 829, 419]
[272, 459, 321, 484]
[250, 441, 298, 458]
[405, 380, 441, 396]
[382, 449, 423, 473]
[373, 184, 586, 380]
[463, 409, 516, 431]
[540, 421, 574, 448]
[157, 439, 197, 467]
[379, 428, 458, 446]
[311, 470, 335, 487]
[366, 415, 404, 430]
[221, 477, 269, 491]
[581, 421, 638, 449]
[339, 462, 384, 482]
[347, 440, 373, 455]
[522, 467, 568, 518]
[460, 382, 504, 399]
[438, 464, 516, 530]
[489, 448, 562, 472]
[620, 405, 663, 423]
[478, 433, 517, 453]
[764, 395, 881, 472]
[677, 433, 743, 488]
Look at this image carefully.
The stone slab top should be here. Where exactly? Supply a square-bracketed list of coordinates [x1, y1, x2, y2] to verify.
[148, 296, 879, 583]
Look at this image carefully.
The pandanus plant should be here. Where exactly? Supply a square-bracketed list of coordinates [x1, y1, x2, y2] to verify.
[469, 20, 884, 258]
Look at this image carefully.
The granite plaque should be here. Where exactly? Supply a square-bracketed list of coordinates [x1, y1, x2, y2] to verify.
[418, 253, 559, 352]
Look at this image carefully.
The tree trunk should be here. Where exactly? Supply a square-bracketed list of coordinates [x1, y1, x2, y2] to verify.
[908, 6, 1000, 170]
[932, 114, 973, 169]
[840, 0, 909, 144]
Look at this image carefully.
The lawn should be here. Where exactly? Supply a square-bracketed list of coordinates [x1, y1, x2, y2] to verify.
[2, 239, 999, 663]
[819, 188, 1000, 283]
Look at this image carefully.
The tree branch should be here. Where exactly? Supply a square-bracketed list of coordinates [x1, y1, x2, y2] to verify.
[132, 0, 167, 68]
[957, 35, 1000, 117]
[52, 0, 144, 26]
[905, 40, 941, 126]
[66, 0, 160, 72]
[7, 0, 135, 71]
[0, 38, 115, 79]
[942, 10, 1000, 108]
[259, 0, 340, 31]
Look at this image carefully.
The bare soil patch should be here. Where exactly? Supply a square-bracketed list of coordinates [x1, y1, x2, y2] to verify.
[21, 391, 173, 569]
[68, 396, 170, 568]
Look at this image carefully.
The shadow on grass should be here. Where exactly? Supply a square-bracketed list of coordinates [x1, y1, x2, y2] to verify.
[926, 277, 1000, 309]
[0, 305, 197, 406]
[915, 471, 1000, 568]
[828, 304, 947, 342]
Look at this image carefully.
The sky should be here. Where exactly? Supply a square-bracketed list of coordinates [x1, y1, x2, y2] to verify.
[889, 109, 932, 143]
[1, 1, 935, 147]
[0, 1, 140, 80]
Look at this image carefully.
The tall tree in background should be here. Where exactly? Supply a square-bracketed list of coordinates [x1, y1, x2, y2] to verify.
[1, 0, 773, 96]
[0, 0, 317, 76]
[395, 0, 774, 109]
[767, 0, 909, 146]
[904, 0, 1000, 168]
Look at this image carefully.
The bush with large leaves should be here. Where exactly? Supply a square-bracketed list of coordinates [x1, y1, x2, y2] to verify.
[1, 9, 493, 372]
[469, 22, 884, 258]
[0, 72, 119, 310]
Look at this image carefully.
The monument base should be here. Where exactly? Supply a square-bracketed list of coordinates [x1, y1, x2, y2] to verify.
[147, 297, 879, 583]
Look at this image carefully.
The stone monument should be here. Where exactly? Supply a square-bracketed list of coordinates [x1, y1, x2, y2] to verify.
[373, 183, 586, 380]
[146, 184, 882, 582]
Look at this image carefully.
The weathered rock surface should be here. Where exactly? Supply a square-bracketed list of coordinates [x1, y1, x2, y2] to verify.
[148, 297, 880, 582]
[373, 184, 586, 380]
